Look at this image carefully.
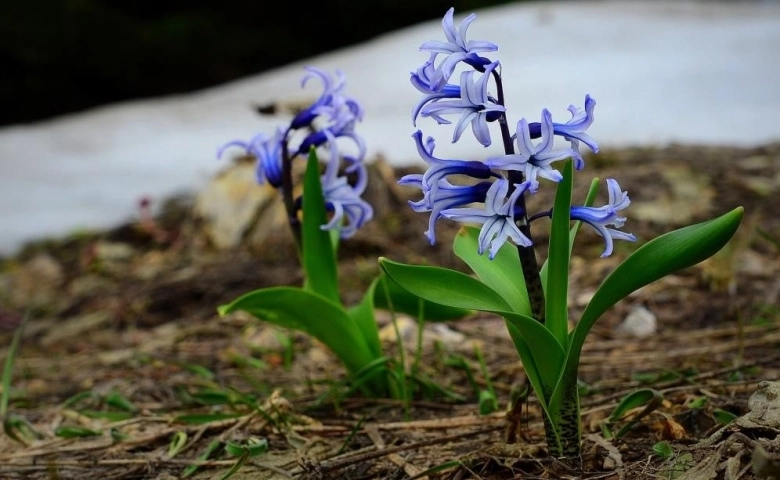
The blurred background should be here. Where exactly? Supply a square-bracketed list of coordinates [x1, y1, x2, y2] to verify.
[0, 0, 516, 126]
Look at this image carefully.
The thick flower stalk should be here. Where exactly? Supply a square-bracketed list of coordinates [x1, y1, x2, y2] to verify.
[219, 67, 372, 244]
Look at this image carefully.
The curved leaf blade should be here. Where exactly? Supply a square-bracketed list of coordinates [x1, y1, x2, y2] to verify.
[379, 258, 512, 312]
[574, 207, 743, 348]
[373, 274, 473, 321]
[555, 207, 744, 410]
[453, 226, 530, 315]
[502, 311, 566, 410]
[302, 148, 340, 303]
[347, 278, 383, 360]
[218, 287, 375, 377]
[546, 160, 574, 345]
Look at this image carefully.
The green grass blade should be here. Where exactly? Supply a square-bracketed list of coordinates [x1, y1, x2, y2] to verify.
[1, 311, 30, 418]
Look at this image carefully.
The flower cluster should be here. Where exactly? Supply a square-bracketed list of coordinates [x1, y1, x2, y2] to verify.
[403, 8, 635, 258]
[218, 67, 372, 238]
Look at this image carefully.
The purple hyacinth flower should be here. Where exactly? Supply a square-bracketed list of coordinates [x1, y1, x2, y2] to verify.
[527, 95, 598, 169]
[319, 132, 373, 238]
[420, 7, 498, 92]
[399, 174, 492, 245]
[570, 178, 636, 257]
[411, 130, 496, 204]
[217, 127, 286, 189]
[419, 61, 504, 147]
[486, 109, 576, 192]
[441, 178, 533, 259]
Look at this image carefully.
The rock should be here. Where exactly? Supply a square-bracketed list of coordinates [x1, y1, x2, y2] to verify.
[615, 305, 657, 337]
[2, 253, 65, 310]
[742, 381, 780, 429]
[193, 158, 284, 250]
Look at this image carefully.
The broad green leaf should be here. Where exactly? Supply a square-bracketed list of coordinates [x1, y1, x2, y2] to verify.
[502, 311, 566, 412]
[380, 257, 566, 408]
[379, 258, 512, 312]
[546, 160, 574, 345]
[453, 226, 531, 315]
[373, 274, 473, 321]
[218, 287, 376, 377]
[570, 207, 743, 359]
[540, 177, 599, 288]
[347, 278, 384, 360]
[302, 148, 340, 303]
[554, 207, 744, 412]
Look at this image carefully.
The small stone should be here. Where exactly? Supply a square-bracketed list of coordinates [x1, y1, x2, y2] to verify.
[616, 305, 657, 337]
[378, 316, 417, 343]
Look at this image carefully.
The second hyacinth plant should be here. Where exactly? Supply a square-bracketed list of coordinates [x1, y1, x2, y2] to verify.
[380, 8, 743, 459]
[216, 67, 467, 398]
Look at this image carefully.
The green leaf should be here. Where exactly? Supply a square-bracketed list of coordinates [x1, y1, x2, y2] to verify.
[713, 408, 738, 425]
[54, 426, 101, 438]
[554, 207, 744, 420]
[653, 441, 674, 459]
[546, 160, 574, 345]
[302, 148, 340, 303]
[379, 258, 512, 312]
[540, 177, 599, 287]
[502, 312, 566, 411]
[608, 388, 663, 423]
[568, 207, 744, 368]
[478, 390, 499, 415]
[167, 431, 188, 459]
[373, 274, 473, 321]
[224, 437, 268, 457]
[174, 413, 242, 424]
[182, 440, 222, 478]
[347, 278, 384, 360]
[380, 257, 566, 411]
[218, 287, 377, 379]
[103, 391, 137, 412]
[453, 226, 530, 315]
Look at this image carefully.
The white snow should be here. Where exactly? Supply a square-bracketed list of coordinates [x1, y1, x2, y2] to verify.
[1, 0, 779, 255]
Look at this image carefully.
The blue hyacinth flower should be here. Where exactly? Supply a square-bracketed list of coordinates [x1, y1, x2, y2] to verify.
[486, 109, 576, 192]
[420, 62, 504, 147]
[420, 7, 498, 91]
[570, 178, 636, 257]
[441, 178, 533, 259]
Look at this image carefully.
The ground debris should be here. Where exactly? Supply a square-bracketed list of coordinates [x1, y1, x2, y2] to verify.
[0, 144, 779, 479]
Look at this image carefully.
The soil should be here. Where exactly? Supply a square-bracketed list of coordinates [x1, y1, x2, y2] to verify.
[1, 143, 779, 479]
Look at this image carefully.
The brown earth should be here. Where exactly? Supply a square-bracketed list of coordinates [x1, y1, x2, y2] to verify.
[0, 143, 779, 479]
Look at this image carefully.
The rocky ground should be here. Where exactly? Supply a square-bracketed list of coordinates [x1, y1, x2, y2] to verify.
[0, 143, 779, 479]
